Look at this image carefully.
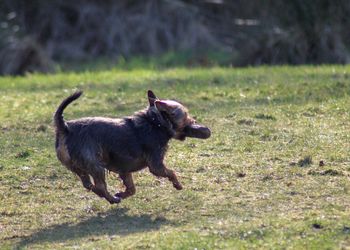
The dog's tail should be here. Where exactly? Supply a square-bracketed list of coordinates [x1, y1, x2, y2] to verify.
[54, 91, 83, 134]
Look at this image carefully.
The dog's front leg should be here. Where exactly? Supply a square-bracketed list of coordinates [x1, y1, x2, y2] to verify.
[148, 160, 183, 190]
[115, 172, 136, 199]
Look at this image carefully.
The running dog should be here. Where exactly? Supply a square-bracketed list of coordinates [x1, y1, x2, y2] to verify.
[54, 90, 210, 204]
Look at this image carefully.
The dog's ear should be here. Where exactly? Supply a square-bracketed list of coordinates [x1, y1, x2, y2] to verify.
[148, 90, 158, 107]
[154, 100, 176, 113]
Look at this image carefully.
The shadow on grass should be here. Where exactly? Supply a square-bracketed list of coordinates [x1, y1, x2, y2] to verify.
[16, 207, 173, 248]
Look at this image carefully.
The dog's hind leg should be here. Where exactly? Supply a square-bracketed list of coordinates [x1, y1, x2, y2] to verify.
[74, 167, 119, 203]
[75, 169, 93, 191]
[115, 172, 136, 199]
[88, 166, 121, 204]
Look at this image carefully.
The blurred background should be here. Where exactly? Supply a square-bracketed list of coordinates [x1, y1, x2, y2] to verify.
[1, 0, 350, 75]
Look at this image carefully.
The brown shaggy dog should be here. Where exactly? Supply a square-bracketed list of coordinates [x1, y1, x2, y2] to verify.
[54, 90, 210, 204]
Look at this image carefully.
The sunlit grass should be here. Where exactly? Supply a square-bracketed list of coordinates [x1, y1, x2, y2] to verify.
[0, 65, 350, 249]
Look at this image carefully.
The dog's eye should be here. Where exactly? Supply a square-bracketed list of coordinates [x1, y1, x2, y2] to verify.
[171, 109, 178, 116]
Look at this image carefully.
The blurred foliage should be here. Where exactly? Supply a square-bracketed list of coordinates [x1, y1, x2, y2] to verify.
[198, 0, 350, 64]
[0, 0, 350, 75]
[59, 50, 233, 72]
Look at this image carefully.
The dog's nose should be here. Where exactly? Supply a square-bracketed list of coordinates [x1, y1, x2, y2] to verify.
[200, 126, 211, 139]
[195, 125, 211, 139]
[184, 124, 211, 139]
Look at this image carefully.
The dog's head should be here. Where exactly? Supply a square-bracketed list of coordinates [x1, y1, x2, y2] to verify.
[147, 90, 211, 141]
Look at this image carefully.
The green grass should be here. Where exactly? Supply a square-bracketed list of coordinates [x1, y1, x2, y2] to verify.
[0, 65, 350, 249]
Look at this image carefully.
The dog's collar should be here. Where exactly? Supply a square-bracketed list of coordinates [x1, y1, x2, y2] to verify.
[147, 110, 176, 137]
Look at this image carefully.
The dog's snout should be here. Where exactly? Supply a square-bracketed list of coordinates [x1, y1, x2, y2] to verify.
[184, 124, 211, 139]
[200, 126, 211, 139]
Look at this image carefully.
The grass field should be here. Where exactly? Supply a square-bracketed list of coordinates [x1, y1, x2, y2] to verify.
[1, 66, 350, 249]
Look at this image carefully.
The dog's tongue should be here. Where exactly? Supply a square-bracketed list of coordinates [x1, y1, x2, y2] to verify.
[184, 124, 211, 139]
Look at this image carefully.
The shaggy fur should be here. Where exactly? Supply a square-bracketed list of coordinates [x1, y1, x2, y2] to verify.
[54, 90, 210, 204]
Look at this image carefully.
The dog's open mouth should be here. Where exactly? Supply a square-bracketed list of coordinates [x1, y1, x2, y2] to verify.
[183, 124, 211, 139]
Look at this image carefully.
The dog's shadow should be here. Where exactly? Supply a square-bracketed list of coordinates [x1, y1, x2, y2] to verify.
[17, 207, 172, 248]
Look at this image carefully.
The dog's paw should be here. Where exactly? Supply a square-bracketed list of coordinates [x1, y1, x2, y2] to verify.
[173, 183, 183, 190]
[115, 192, 124, 199]
[109, 195, 121, 204]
